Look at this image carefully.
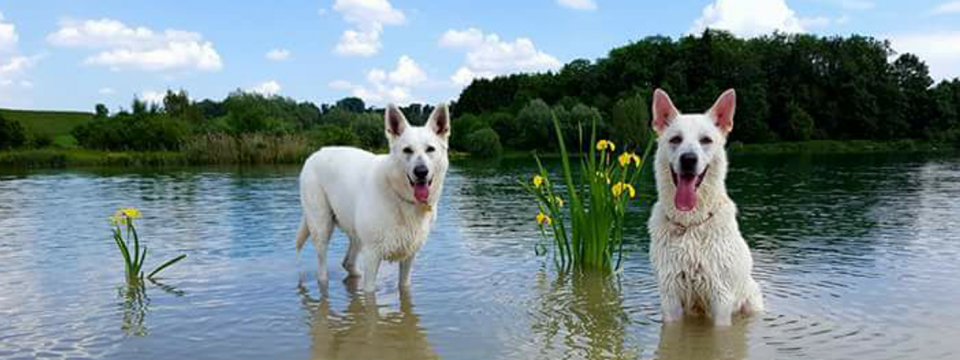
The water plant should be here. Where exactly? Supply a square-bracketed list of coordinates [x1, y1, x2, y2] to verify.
[521, 114, 653, 271]
[110, 208, 186, 285]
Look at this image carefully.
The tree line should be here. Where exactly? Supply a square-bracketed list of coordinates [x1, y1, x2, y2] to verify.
[453, 30, 960, 149]
[3, 30, 959, 157]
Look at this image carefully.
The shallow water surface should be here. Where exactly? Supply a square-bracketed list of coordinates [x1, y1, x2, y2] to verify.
[1, 153, 960, 360]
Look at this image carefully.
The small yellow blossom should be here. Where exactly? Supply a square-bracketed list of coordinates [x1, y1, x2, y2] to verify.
[612, 182, 636, 198]
[533, 175, 544, 188]
[619, 152, 642, 167]
[536, 212, 552, 226]
[120, 208, 142, 219]
[110, 207, 142, 226]
[554, 196, 564, 207]
[596, 139, 616, 152]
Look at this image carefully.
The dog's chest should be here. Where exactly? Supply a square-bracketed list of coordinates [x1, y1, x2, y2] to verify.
[371, 211, 433, 262]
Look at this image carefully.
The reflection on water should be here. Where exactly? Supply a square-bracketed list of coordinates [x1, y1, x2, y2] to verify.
[2, 153, 960, 360]
[525, 270, 637, 360]
[298, 276, 437, 360]
[656, 320, 749, 360]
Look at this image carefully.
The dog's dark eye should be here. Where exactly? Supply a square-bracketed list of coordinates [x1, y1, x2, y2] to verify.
[700, 137, 713, 145]
[426, 146, 436, 153]
[669, 136, 683, 145]
[403, 147, 414, 154]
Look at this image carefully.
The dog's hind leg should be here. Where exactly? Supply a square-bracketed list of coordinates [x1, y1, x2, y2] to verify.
[342, 238, 362, 278]
[303, 188, 335, 288]
[399, 256, 415, 288]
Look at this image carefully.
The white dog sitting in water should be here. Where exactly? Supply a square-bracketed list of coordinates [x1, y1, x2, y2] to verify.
[297, 104, 450, 293]
[647, 89, 764, 326]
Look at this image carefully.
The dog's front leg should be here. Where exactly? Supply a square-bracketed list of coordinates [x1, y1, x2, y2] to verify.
[399, 256, 415, 289]
[361, 251, 381, 293]
[661, 292, 684, 323]
[710, 297, 735, 327]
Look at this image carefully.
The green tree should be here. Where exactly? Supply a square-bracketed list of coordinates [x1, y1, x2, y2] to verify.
[465, 128, 502, 158]
[0, 113, 27, 150]
[611, 93, 652, 149]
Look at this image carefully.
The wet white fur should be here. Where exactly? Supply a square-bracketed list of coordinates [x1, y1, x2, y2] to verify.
[297, 104, 450, 293]
[647, 89, 764, 326]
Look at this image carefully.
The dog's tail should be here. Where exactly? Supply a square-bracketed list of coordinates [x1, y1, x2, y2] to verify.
[295, 216, 309, 253]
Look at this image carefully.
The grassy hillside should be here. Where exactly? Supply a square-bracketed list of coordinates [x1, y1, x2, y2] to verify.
[0, 108, 93, 147]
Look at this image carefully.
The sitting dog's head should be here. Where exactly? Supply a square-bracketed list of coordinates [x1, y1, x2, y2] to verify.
[651, 89, 736, 212]
[384, 103, 451, 205]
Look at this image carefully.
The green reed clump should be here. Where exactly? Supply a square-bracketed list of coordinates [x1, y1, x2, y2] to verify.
[521, 114, 654, 271]
[110, 208, 186, 285]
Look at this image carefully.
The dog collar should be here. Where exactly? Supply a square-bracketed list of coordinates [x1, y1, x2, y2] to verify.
[665, 211, 714, 236]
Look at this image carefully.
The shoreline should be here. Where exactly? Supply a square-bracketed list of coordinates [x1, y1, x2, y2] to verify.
[2, 139, 957, 168]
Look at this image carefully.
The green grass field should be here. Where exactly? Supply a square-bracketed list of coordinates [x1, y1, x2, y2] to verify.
[0, 108, 93, 148]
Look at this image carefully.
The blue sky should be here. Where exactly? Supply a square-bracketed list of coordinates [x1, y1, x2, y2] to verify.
[1, 0, 959, 111]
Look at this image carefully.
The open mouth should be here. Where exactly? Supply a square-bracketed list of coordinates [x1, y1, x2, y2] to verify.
[407, 176, 433, 203]
[670, 166, 708, 212]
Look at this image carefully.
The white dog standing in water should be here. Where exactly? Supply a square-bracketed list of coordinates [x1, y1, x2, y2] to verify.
[647, 89, 764, 326]
[297, 104, 450, 293]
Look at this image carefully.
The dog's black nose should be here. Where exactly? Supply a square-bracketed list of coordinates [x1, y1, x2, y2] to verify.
[679, 153, 698, 173]
[413, 165, 429, 180]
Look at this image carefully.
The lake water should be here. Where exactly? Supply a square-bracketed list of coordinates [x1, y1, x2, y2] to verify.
[2, 153, 960, 360]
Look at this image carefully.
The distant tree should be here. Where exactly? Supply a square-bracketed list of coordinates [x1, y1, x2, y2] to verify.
[95, 104, 109, 119]
[335, 97, 366, 113]
[611, 93, 652, 149]
[465, 128, 502, 158]
[0, 113, 27, 150]
[783, 101, 815, 141]
[515, 99, 553, 150]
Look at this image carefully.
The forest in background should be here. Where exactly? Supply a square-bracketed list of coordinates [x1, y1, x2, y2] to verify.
[2, 30, 959, 164]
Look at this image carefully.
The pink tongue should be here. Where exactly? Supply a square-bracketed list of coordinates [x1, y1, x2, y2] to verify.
[675, 176, 697, 212]
[414, 183, 430, 203]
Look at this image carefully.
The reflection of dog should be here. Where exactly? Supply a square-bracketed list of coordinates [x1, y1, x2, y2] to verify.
[655, 320, 748, 360]
[299, 280, 438, 360]
[297, 104, 450, 293]
[647, 89, 763, 326]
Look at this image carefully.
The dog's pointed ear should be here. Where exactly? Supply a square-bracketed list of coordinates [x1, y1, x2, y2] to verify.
[652, 89, 679, 135]
[384, 104, 409, 140]
[427, 103, 450, 141]
[709, 89, 736, 135]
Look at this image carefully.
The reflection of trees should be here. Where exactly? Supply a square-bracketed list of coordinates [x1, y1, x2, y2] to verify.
[654, 320, 748, 360]
[528, 269, 639, 360]
[298, 279, 437, 360]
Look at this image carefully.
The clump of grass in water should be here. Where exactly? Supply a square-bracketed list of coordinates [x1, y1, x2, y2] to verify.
[521, 114, 654, 271]
[110, 208, 186, 285]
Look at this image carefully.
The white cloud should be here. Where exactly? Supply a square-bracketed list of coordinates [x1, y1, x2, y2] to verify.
[840, 0, 874, 10]
[931, 1, 960, 15]
[139, 90, 165, 104]
[47, 18, 222, 72]
[99, 87, 115, 95]
[265, 48, 290, 61]
[249, 80, 281, 96]
[331, 0, 405, 56]
[440, 28, 562, 86]
[690, 0, 804, 37]
[0, 55, 37, 86]
[890, 31, 960, 80]
[800, 14, 849, 28]
[335, 29, 382, 56]
[0, 11, 18, 52]
[557, 0, 597, 11]
[329, 55, 426, 104]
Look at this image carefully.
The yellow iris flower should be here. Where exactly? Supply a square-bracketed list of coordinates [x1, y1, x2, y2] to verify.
[536, 212, 552, 226]
[110, 207, 142, 226]
[618, 152, 642, 167]
[554, 196, 564, 207]
[612, 182, 636, 198]
[533, 175, 544, 188]
[596, 139, 616, 152]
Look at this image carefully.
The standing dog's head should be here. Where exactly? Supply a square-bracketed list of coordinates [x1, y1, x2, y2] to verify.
[384, 103, 451, 206]
[651, 89, 736, 212]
